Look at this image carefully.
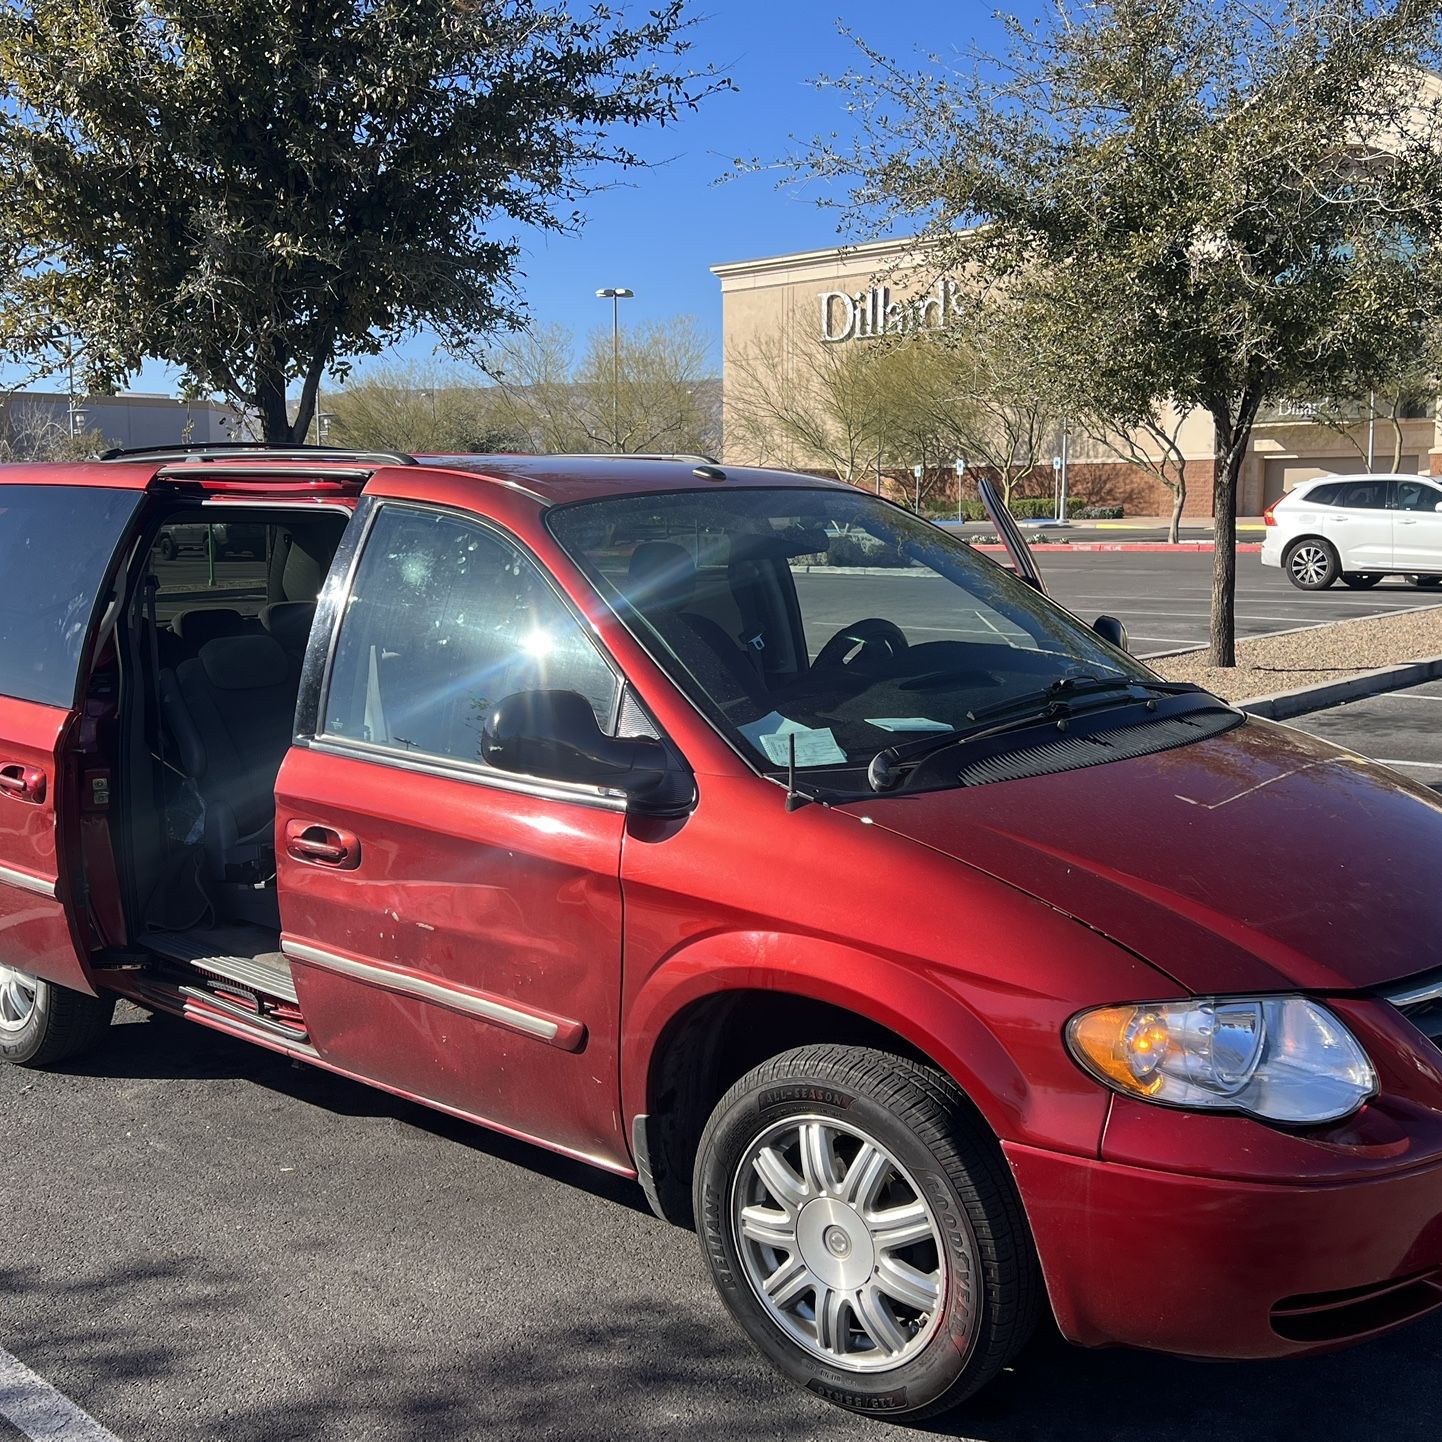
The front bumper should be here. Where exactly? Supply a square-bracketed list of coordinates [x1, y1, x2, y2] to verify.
[1006, 1139, 1442, 1358]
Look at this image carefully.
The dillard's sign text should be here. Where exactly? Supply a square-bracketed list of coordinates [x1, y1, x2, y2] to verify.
[819, 279, 962, 344]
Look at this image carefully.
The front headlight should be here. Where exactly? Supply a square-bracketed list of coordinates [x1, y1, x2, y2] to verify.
[1066, 997, 1376, 1124]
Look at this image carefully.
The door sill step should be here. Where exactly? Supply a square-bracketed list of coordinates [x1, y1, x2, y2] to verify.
[141, 928, 298, 1004]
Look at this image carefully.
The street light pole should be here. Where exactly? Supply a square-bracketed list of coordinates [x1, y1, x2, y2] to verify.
[595, 286, 634, 452]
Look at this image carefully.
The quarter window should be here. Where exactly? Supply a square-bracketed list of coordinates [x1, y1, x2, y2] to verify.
[323, 506, 620, 766]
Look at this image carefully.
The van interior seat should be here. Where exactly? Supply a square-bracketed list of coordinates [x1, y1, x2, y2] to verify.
[159, 634, 300, 898]
[624, 542, 769, 714]
[260, 601, 317, 662]
[168, 606, 257, 651]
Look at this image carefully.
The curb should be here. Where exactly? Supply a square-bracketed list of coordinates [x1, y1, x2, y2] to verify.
[1240, 654, 1442, 720]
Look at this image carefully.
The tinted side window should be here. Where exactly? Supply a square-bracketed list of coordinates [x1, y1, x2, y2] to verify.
[323, 506, 620, 766]
[0, 484, 140, 707]
[1305, 483, 1341, 505]
[1394, 480, 1442, 512]
[1335, 481, 1392, 509]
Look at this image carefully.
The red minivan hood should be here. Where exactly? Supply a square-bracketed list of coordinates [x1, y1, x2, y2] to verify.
[850, 717, 1442, 995]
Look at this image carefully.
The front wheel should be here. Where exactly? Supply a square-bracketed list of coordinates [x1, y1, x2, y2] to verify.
[1285, 539, 1340, 589]
[694, 1045, 1041, 1422]
[0, 964, 114, 1067]
[1410, 574, 1442, 588]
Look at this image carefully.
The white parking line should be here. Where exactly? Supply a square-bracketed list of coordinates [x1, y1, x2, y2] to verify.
[0, 1349, 121, 1442]
[1371, 692, 1442, 702]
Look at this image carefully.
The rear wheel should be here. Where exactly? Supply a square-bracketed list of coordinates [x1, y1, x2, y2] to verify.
[694, 1044, 1040, 1422]
[1410, 574, 1442, 588]
[0, 965, 114, 1067]
[1341, 573, 1383, 589]
[1284, 539, 1339, 590]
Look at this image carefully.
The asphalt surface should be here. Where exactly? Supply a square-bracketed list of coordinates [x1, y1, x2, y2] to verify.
[6, 1004, 1442, 1442]
[7, 551, 1442, 1442]
[1287, 675, 1442, 785]
[797, 549, 1441, 657]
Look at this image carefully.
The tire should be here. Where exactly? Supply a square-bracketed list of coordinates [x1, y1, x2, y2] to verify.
[0, 964, 114, 1067]
[156, 535, 176, 562]
[1410, 574, 1442, 588]
[1341, 573, 1383, 589]
[1284, 538, 1339, 589]
[694, 1044, 1041, 1422]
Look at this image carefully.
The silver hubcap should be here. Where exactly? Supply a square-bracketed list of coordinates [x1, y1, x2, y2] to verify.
[1290, 545, 1329, 585]
[0, 963, 38, 1033]
[731, 1115, 951, 1372]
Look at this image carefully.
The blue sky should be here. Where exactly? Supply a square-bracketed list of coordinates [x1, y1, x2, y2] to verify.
[9, 1, 1043, 396]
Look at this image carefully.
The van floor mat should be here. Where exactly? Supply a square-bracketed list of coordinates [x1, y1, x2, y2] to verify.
[141, 925, 298, 1005]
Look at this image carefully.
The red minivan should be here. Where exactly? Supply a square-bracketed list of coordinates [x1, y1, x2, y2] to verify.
[3, 445, 1441, 1421]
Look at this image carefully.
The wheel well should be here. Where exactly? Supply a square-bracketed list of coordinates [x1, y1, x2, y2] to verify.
[638, 990, 930, 1228]
[1283, 533, 1332, 556]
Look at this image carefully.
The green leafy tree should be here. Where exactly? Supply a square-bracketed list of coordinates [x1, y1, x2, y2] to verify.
[786, 0, 1442, 664]
[0, 2, 719, 442]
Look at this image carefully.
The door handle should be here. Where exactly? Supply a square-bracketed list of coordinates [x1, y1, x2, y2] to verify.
[284, 820, 361, 869]
[0, 763, 46, 805]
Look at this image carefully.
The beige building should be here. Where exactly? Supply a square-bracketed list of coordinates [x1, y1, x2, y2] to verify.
[712, 237, 1442, 516]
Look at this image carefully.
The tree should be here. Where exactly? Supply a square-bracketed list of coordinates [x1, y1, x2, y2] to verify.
[725, 326, 888, 484]
[0, 2, 720, 442]
[489, 315, 718, 455]
[787, 1, 1442, 664]
[0, 396, 106, 462]
[1075, 406, 1191, 544]
[321, 361, 523, 454]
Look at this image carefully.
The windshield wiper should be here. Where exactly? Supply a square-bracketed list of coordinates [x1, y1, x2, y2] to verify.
[865, 676, 1213, 793]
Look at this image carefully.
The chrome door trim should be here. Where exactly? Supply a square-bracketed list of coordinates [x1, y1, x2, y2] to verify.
[0, 862, 57, 899]
[282, 939, 585, 1049]
[299, 735, 629, 812]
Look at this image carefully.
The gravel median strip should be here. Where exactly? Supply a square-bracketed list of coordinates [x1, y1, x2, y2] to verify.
[1151, 603, 1442, 703]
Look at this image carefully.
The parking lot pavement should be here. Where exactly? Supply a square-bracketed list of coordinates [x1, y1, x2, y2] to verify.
[5, 1008, 1442, 1442]
[1286, 676, 1442, 785]
[796, 550, 1441, 658]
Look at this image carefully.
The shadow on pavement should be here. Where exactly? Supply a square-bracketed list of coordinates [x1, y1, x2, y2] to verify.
[3, 1254, 1439, 1442]
[59, 1004, 648, 1216]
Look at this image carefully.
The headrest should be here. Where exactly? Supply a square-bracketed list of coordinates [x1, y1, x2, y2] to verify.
[198, 634, 293, 691]
[170, 607, 247, 646]
[626, 541, 696, 612]
[260, 601, 317, 659]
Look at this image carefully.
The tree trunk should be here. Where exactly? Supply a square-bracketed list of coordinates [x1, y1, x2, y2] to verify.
[255, 353, 294, 443]
[1167, 476, 1186, 546]
[1208, 418, 1249, 667]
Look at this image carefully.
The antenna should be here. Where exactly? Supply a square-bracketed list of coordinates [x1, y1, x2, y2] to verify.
[785, 732, 805, 812]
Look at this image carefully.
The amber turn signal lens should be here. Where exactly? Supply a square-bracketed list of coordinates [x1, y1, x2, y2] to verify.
[1067, 1005, 1167, 1096]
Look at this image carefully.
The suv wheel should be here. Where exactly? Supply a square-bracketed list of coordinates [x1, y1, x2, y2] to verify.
[1410, 574, 1442, 588]
[1340, 573, 1383, 589]
[1285, 539, 1339, 589]
[0, 964, 114, 1067]
[694, 1044, 1040, 1422]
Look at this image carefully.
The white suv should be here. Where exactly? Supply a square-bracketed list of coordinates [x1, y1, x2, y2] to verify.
[1261, 473, 1442, 590]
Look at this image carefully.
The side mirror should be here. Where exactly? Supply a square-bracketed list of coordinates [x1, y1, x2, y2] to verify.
[1433, 501, 1442, 513]
[482, 689, 689, 811]
[1092, 615, 1129, 652]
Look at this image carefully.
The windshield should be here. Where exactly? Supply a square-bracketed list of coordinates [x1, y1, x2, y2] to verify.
[548, 486, 1156, 778]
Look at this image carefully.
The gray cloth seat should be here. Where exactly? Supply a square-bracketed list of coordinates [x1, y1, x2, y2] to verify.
[259, 600, 317, 663]
[624, 542, 768, 715]
[159, 634, 300, 888]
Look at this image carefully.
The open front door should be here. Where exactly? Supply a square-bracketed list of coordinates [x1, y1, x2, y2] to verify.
[978, 475, 1048, 595]
[0, 477, 147, 994]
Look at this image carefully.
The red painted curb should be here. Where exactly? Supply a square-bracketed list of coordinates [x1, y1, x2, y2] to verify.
[975, 542, 1265, 554]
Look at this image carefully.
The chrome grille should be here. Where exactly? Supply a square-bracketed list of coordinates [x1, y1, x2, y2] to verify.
[1380, 969, 1442, 1050]
[955, 712, 1240, 789]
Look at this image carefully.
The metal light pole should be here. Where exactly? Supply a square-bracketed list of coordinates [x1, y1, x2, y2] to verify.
[954, 457, 967, 524]
[595, 286, 634, 452]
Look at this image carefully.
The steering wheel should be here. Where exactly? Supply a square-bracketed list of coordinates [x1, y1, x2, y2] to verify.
[812, 617, 910, 675]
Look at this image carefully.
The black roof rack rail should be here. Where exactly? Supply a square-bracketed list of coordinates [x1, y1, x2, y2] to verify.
[97, 441, 417, 467]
